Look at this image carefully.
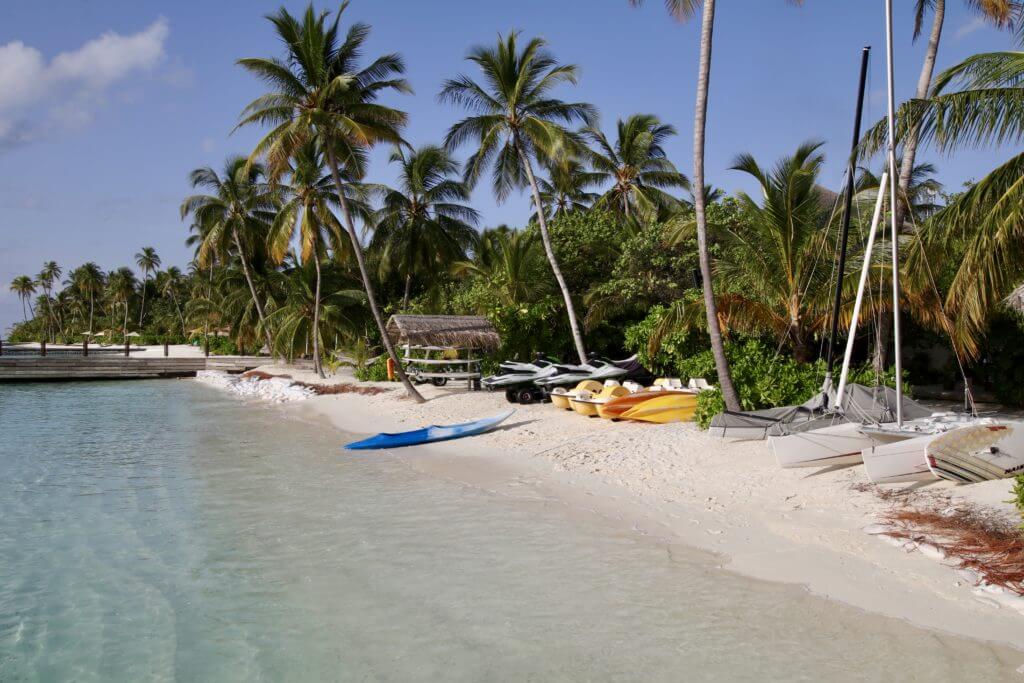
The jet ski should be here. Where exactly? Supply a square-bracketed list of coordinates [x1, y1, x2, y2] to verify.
[482, 355, 567, 403]
[534, 357, 631, 393]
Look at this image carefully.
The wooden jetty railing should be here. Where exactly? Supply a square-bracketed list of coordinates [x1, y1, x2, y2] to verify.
[0, 356, 306, 382]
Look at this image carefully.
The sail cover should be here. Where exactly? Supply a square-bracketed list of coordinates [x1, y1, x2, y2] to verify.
[707, 384, 932, 440]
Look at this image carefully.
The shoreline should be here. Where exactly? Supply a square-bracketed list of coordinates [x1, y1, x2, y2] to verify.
[207, 367, 1024, 652]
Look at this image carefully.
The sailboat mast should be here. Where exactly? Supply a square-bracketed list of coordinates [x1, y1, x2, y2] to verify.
[826, 46, 872, 382]
[884, 0, 904, 425]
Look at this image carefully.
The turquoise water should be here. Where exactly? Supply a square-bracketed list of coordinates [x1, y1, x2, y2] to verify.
[0, 381, 1020, 681]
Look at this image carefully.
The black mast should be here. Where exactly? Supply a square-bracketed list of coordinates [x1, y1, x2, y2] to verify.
[826, 46, 871, 380]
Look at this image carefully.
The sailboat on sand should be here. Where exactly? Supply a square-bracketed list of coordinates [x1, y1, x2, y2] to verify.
[770, 0, 1024, 484]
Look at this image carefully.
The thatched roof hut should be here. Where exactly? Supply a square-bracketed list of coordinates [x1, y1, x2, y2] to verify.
[386, 315, 501, 351]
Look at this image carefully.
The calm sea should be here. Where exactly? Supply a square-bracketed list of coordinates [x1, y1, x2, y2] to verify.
[0, 380, 1019, 681]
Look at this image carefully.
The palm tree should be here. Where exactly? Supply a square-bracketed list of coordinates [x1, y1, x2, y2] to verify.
[135, 247, 161, 327]
[586, 113, 689, 220]
[452, 228, 550, 307]
[534, 159, 602, 220]
[106, 267, 137, 340]
[897, 0, 1017, 229]
[37, 261, 62, 340]
[856, 160, 943, 220]
[236, 3, 424, 402]
[711, 141, 843, 361]
[156, 266, 187, 335]
[863, 0, 1018, 372]
[269, 141, 369, 377]
[68, 263, 104, 333]
[10, 276, 36, 321]
[181, 156, 278, 353]
[440, 32, 597, 364]
[370, 144, 480, 310]
[872, 47, 1024, 358]
[266, 257, 365, 363]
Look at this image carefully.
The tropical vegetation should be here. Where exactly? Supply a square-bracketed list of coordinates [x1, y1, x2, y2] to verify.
[9, 1, 1024, 419]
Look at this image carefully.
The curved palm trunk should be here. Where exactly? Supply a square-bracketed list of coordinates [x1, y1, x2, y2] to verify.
[515, 136, 588, 364]
[138, 274, 147, 327]
[692, 0, 740, 411]
[324, 148, 424, 403]
[403, 273, 412, 312]
[874, 0, 944, 375]
[231, 228, 275, 354]
[312, 254, 325, 378]
[169, 288, 186, 335]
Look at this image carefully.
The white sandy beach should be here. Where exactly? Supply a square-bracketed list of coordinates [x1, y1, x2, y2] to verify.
[203, 365, 1024, 652]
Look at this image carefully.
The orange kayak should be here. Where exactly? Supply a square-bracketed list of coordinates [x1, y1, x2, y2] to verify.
[597, 389, 695, 420]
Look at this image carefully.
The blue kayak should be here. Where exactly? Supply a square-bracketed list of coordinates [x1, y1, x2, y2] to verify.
[344, 410, 515, 450]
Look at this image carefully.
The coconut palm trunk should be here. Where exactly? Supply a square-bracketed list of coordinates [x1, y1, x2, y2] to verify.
[403, 273, 412, 312]
[324, 149, 424, 403]
[231, 228, 274, 353]
[515, 136, 588, 364]
[692, 0, 740, 411]
[138, 276, 147, 327]
[169, 288, 186, 335]
[312, 253, 325, 378]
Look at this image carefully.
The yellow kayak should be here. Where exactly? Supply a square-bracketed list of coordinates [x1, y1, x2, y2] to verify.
[569, 385, 630, 417]
[620, 393, 699, 423]
[550, 380, 603, 410]
[597, 388, 691, 420]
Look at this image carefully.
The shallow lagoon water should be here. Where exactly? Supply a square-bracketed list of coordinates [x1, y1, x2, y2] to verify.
[0, 380, 1020, 681]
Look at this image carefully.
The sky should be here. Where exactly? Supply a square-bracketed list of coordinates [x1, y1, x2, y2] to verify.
[0, 0, 1015, 334]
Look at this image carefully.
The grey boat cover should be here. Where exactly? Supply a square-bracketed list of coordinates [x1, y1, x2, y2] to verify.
[707, 383, 932, 440]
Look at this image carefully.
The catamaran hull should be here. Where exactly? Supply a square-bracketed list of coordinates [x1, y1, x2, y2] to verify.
[770, 422, 882, 469]
[862, 433, 940, 484]
[926, 422, 1024, 483]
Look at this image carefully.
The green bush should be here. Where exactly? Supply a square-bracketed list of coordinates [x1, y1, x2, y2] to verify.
[1012, 475, 1024, 529]
[623, 305, 706, 375]
[189, 335, 237, 356]
[356, 355, 390, 382]
[694, 389, 725, 430]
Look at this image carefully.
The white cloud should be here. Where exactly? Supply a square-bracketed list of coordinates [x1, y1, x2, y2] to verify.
[955, 17, 986, 41]
[0, 18, 170, 150]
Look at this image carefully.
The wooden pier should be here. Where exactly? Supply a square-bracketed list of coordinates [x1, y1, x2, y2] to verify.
[0, 356, 282, 382]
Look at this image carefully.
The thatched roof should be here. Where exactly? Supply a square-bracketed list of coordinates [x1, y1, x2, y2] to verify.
[386, 315, 501, 351]
[1005, 284, 1024, 313]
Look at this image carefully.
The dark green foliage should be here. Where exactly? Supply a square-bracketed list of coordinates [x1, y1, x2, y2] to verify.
[623, 305, 706, 374]
[544, 210, 629, 295]
[1012, 475, 1024, 528]
[356, 355, 390, 382]
[974, 312, 1024, 406]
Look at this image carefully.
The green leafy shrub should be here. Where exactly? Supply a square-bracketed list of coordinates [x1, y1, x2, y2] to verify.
[1012, 475, 1024, 529]
[694, 389, 725, 430]
[190, 335, 237, 356]
[623, 305, 705, 375]
[356, 355, 390, 382]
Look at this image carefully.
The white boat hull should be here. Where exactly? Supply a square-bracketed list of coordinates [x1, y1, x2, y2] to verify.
[862, 433, 940, 484]
[770, 422, 879, 469]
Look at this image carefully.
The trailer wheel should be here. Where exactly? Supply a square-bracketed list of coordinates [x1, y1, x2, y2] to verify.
[431, 377, 448, 387]
[504, 389, 518, 403]
[515, 387, 537, 404]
